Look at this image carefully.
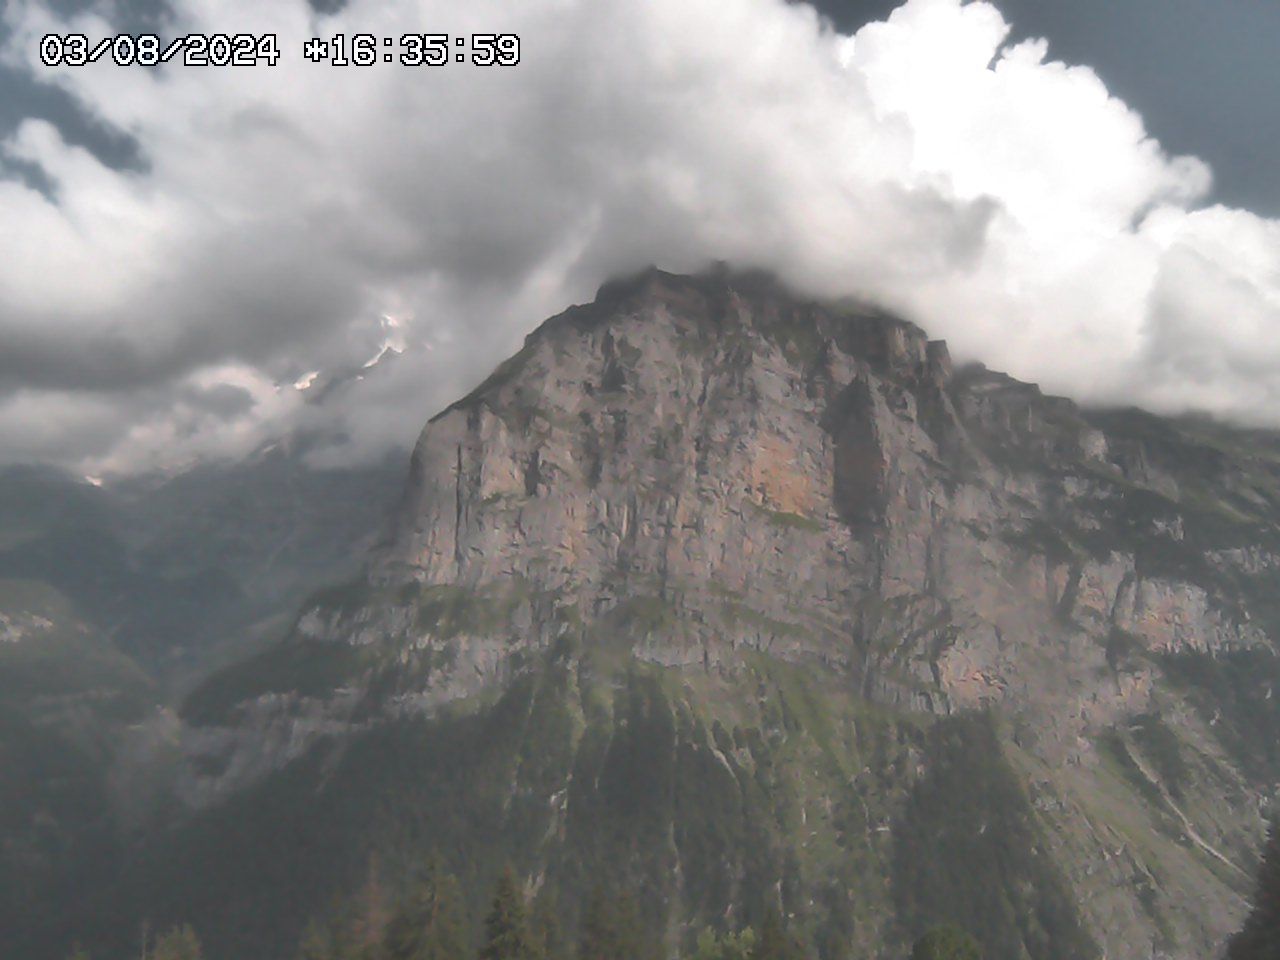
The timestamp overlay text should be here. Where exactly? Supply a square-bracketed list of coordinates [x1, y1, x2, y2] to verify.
[37, 32, 520, 68]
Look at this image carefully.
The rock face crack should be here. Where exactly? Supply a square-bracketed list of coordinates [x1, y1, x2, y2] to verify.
[524, 449, 543, 497]
[453, 444, 465, 573]
[1056, 564, 1084, 622]
[826, 378, 888, 529]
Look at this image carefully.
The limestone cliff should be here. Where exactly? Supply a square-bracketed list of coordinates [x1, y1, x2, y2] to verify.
[174, 268, 1280, 960]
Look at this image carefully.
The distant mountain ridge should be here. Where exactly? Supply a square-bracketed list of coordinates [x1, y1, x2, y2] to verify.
[0, 443, 404, 680]
[16, 268, 1280, 959]
[0, 445, 404, 957]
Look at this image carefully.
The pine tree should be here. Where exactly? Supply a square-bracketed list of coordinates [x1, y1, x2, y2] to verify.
[690, 928, 723, 960]
[297, 918, 336, 960]
[151, 925, 203, 960]
[577, 886, 617, 960]
[727, 930, 757, 960]
[690, 927, 756, 960]
[577, 885, 647, 960]
[753, 907, 804, 960]
[384, 858, 468, 960]
[328, 912, 362, 960]
[298, 890, 370, 960]
[1230, 821, 1280, 960]
[479, 867, 538, 960]
[530, 890, 565, 960]
[349, 856, 392, 960]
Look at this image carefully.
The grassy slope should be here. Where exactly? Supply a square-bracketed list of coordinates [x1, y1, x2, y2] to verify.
[70, 647, 1093, 960]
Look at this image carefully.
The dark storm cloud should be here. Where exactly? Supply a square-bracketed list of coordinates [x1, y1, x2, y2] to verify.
[0, 197, 368, 397]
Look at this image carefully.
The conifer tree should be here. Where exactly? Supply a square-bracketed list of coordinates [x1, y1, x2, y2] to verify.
[384, 858, 468, 960]
[1230, 821, 1280, 960]
[577, 884, 647, 960]
[480, 866, 538, 960]
[151, 925, 203, 960]
[754, 907, 804, 960]
[297, 919, 336, 960]
[531, 890, 566, 960]
[577, 886, 618, 960]
[349, 856, 392, 960]
[328, 913, 361, 960]
[689, 927, 755, 960]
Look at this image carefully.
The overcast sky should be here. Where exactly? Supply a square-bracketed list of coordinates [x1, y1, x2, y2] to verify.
[1, 0, 1278, 475]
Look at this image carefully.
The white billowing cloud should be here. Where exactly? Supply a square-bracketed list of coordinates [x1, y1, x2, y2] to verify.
[0, 0, 1278, 474]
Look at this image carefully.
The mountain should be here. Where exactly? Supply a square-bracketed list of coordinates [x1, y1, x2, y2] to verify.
[22, 268, 1280, 960]
[0, 444, 405, 683]
[0, 447, 404, 958]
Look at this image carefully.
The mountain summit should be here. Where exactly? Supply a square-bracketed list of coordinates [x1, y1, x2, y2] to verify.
[82, 269, 1280, 959]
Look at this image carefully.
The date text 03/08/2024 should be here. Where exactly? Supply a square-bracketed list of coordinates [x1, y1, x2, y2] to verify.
[37, 33, 520, 68]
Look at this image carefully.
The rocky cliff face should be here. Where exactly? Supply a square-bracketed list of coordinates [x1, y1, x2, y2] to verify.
[171, 268, 1280, 960]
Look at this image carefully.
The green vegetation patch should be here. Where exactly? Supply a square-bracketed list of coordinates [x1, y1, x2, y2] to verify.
[0, 586, 154, 723]
[183, 576, 548, 725]
[181, 640, 372, 726]
[107, 649, 936, 960]
[1095, 729, 1167, 814]
[598, 594, 679, 640]
[720, 601, 810, 641]
[1128, 714, 1191, 801]
[0, 703, 117, 956]
[413, 581, 531, 639]
[1160, 649, 1280, 785]
[306, 577, 386, 616]
[891, 712, 1099, 960]
[747, 500, 825, 534]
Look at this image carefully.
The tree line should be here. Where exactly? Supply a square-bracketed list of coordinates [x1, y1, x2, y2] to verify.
[65, 861, 981, 960]
[293, 862, 978, 960]
[1230, 821, 1280, 960]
